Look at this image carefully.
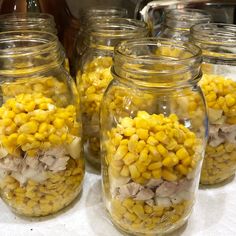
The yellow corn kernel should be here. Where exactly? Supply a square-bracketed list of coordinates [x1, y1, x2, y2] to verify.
[162, 157, 175, 168]
[136, 140, 146, 153]
[39, 103, 49, 110]
[14, 113, 29, 126]
[136, 128, 149, 140]
[114, 145, 128, 160]
[146, 136, 158, 146]
[38, 122, 48, 133]
[148, 162, 162, 170]
[225, 94, 236, 107]
[124, 212, 137, 222]
[19, 121, 38, 134]
[53, 118, 65, 129]
[134, 117, 149, 129]
[123, 127, 136, 137]
[176, 164, 188, 175]
[142, 171, 152, 179]
[35, 132, 46, 141]
[41, 141, 51, 149]
[122, 198, 135, 209]
[121, 117, 134, 128]
[16, 133, 28, 145]
[123, 152, 138, 165]
[184, 138, 195, 148]
[133, 204, 145, 219]
[176, 147, 189, 160]
[8, 133, 18, 144]
[139, 148, 149, 162]
[26, 199, 37, 208]
[182, 156, 192, 166]
[136, 161, 147, 173]
[157, 144, 168, 156]
[152, 169, 162, 179]
[2, 118, 12, 126]
[129, 164, 140, 179]
[120, 165, 130, 177]
[155, 131, 168, 144]
[2, 110, 15, 119]
[144, 205, 153, 214]
[25, 101, 36, 112]
[49, 134, 61, 144]
[27, 149, 37, 157]
[162, 169, 177, 181]
[166, 139, 178, 150]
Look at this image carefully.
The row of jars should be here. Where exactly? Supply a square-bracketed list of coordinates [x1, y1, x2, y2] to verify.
[72, 8, 236, 235]
[0, 7, 235, 236]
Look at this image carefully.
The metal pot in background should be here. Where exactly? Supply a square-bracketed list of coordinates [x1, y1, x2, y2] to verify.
[136, 0, 236, 36]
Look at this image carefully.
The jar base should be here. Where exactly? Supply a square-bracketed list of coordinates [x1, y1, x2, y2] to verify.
[107, 210, 190, 236]
[200, 173, 235, 187]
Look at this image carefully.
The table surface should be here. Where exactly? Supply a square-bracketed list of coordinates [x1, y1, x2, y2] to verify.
[0, 164, 236, 236]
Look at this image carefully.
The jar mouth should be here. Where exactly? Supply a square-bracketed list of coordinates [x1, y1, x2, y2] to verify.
[87, 18, 148, 39]
[0, 31, 63, 75]
[165, 8, 212, 30]
[113, 37, 202, 87]
[0, 31, 58, 56]
[0, 13, 57, 34]
[191, 23, 236, 46]
[86, 6, 128, 17]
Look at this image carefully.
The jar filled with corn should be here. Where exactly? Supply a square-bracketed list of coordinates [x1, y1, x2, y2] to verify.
[160, 8, 212, 42]
[76, 18, 149, 167]
[190, 23, 236, 185]
[0, 31, 84, 217]
[100, 38, 207, 235]
[0, 13, 70, 73]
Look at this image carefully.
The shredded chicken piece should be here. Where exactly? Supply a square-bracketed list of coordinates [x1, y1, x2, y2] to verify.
[135, 188, 154, 201]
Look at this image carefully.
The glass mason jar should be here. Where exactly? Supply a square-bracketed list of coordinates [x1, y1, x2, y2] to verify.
[76, 18, 149, 167]
[160, 8, 212, 42]
[190, 23, 236, 185]
[101, 38, 207, 235]
[0, 31, 84, 217]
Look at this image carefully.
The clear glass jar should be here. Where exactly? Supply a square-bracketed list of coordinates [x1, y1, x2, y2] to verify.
[0, 31, 84, 217]
[76, 18, 149, 168]
[190, 23, 236, 185]
[101, 38, 207, 235]
[160, 8, 212, 41]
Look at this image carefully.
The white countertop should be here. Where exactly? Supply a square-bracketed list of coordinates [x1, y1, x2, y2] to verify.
[0, 165, 236, 236]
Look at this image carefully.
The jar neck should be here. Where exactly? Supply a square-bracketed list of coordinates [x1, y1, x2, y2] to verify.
[0, 31, 64, 76]
[113, 38, 202, 88]
[0, 13, 57, 35]
[164, 9, 211, 32]
[190, 23, 236, 64]
[84, 18, 149, 49]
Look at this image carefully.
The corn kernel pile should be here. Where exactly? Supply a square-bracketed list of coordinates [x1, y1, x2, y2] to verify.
[106, 111, 198, 183]
[104, 111, 201, 233]
[0, 92, 84, 216]
[200, 74, 236, 184]
[111, 198, 191, 233]
[76, 56, 113, 163]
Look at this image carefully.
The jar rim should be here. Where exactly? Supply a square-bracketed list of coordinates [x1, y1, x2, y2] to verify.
[86, 18, 148, 38]
[190, 23, 236, 46]
[165, 8, 212, 30]
[0, 30, 58, 56]
[113, 37, 202, 87]
[0, 13, 57, 34]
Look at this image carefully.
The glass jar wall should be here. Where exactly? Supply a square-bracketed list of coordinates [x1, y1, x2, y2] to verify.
[76, 18, 149, 168]
[191, 23, 236, 185]
[160, 9, 212, 41]
[101, 38, 207, 235]
[0, 31, 84, 216]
